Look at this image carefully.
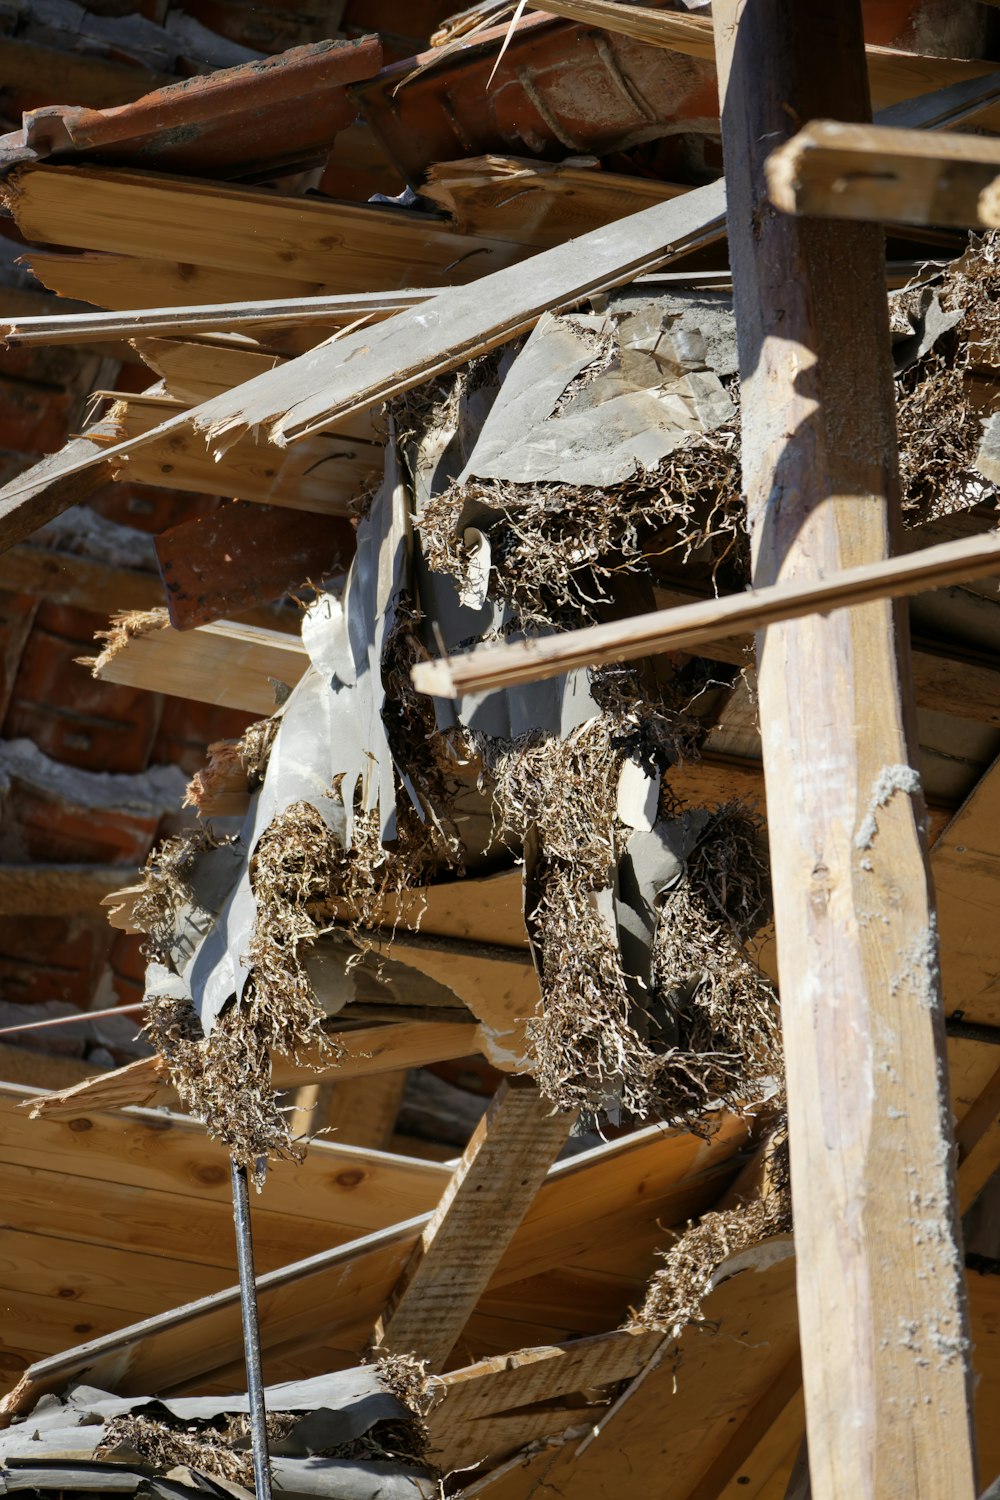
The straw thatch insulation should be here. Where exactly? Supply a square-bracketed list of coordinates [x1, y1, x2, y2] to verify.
[632, 1124, 791, 1333]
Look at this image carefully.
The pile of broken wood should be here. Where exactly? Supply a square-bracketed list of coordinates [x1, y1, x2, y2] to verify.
[2, 4, 1000, 1499]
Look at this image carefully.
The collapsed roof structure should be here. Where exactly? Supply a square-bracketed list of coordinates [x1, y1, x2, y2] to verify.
[0, 3, 1000, 1499]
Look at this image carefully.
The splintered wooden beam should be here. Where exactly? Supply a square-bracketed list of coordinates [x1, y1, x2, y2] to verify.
[714, 5, 976, 1500]
[766, 121, 1000, 229]
[86, 612, 307, 714]
[0, 422, 115, 551]
[373, 1079, 575, 1369]
[411, 527, 1000, 698]
[1, 164, 526, 292]
[107, 394, 380, 514]
[0, 291, 437, 347]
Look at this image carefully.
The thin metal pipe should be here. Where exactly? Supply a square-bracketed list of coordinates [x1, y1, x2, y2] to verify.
[230, 1158, 273, 1500]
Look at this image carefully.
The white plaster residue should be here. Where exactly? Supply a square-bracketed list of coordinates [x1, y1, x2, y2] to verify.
[854, 763, 922, 850]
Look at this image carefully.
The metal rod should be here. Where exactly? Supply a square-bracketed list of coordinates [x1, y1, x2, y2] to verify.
[230, 1158, 273, 1500]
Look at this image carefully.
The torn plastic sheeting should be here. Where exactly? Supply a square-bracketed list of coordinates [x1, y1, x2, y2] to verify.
[0, 1462, 435, 1500]
[456, 305, 734, 488]
[8, 1369, 408, 1450]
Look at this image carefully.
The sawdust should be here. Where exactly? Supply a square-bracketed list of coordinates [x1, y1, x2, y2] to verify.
[632, 1125, 791, 1333]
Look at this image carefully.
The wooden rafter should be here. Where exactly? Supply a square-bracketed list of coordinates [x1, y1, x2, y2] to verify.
[373, 1079, 575, 1369]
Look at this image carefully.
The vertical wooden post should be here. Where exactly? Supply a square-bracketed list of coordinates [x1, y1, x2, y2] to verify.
[711, 4, 977, 1497]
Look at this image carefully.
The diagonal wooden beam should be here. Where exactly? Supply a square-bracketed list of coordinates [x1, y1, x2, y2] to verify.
[372, 1078, 576, 1369]
[411, 526, 1000, 698]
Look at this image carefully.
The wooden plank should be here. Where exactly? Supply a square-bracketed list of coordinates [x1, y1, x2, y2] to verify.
[713, 6, 977, 1500]
[108, 395, 380, 514]
[0, 1121, 746, 1409]
[766, 121, 1000, 230]
[1, 292, 436, 348]
[933, 750, 1000, 1027]
[374, 1079, 575, 1368]
[86, 612, 307, 713]
[0, 864, 140, 916]
[24, 249, 334, 311]
[2, 165, 526, 292]
[0, 425, 113, 552]
[955, 1060, 1000, 1212]
[412, 527, 1000, 698]
[423, 155, 687, 248]
[0, 1083, 449, 1233]
[685, 1356, 803, 1500]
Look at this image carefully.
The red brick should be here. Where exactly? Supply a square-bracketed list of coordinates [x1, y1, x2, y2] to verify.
[3, 603, 162, 773]
[0, 917, 112, 1009]
[151, 696, 254, 774]
[0, 778, 159, 865]
[0, 590, 38, 723]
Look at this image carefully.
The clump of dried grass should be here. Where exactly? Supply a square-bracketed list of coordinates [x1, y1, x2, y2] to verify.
[418, 425, 744, 628]
[132, 825, 228, 963]
[97, 1401, 430, 1484]
[142, 794, 448, 1174]
[97, 1412, 297, 1489]
[632, 1124, 790, 1333]
[485, 707, 775, 1123]
[895, 356, 995, 521]
[649, 803, 780, 1121]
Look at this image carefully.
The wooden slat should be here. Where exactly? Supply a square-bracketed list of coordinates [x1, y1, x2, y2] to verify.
[374, 1079, 575, 1368]
[411, 527, 1000, 698]
[2, 165, 526, 292]
[0, 424, 114, 552]
[24, 249, 332, 311]
[87, 613, 307, 713]
[713, 7, 977, 1500]
[766, 120, 1000, 230]
[1, 291, 436, 348]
